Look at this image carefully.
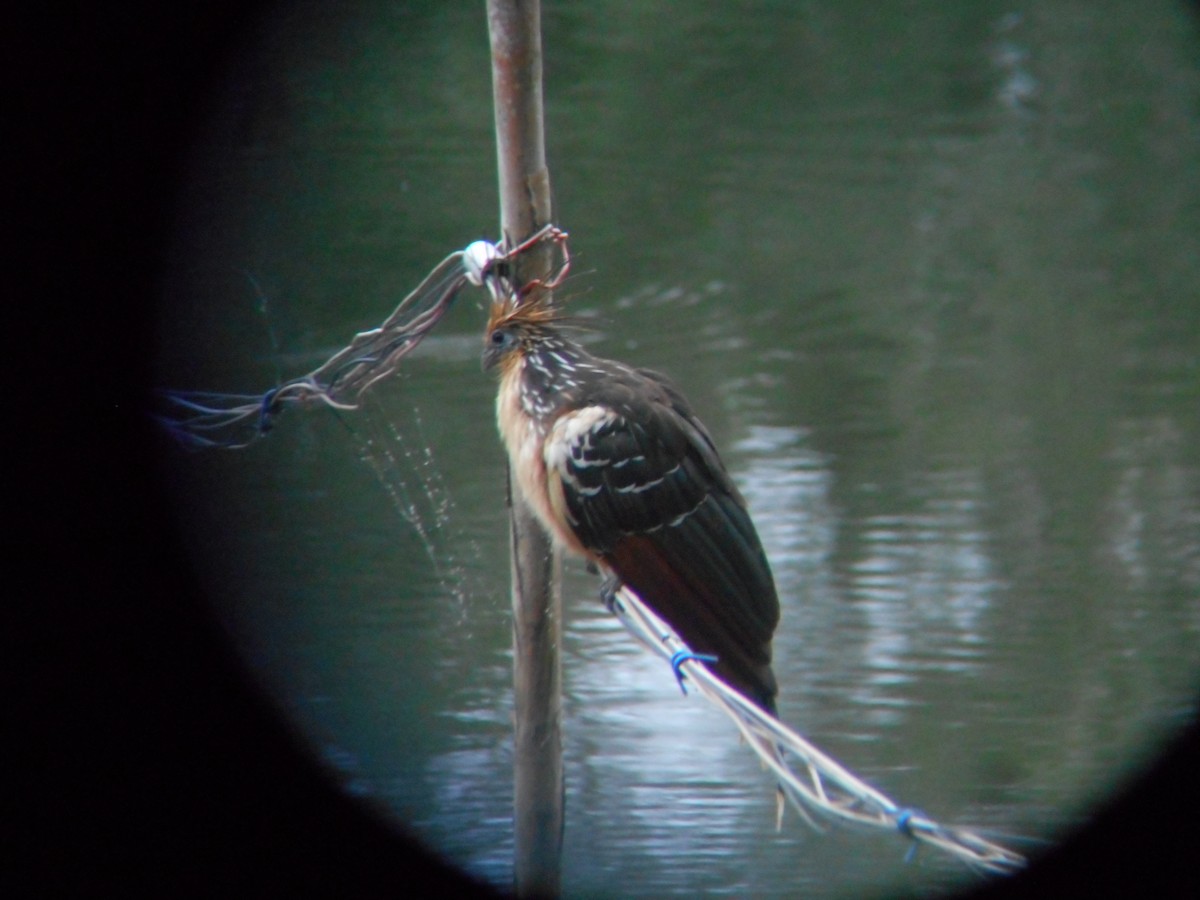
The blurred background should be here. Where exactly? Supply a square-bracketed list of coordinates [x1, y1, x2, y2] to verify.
[154, 1, 1200, 895]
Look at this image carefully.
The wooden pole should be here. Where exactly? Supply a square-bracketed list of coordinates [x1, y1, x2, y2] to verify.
[484, 2, 563, 896]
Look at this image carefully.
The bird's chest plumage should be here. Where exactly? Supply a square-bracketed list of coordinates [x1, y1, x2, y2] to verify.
[496, 356, 586, 554]
[497, 362, 544, 488]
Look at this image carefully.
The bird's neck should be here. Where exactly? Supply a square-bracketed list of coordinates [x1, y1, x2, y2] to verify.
[514, 335, 595, 424]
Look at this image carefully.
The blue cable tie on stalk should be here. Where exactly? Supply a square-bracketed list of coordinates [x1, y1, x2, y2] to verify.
[670, 650, 718, 695]
[258, 386, 281, 433]
[895, 808, 929, 863]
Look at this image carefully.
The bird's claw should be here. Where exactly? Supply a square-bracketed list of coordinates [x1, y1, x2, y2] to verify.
[599, 572, 623, 613]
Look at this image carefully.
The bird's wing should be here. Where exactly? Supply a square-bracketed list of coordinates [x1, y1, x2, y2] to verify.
[544, 380, 780, 709]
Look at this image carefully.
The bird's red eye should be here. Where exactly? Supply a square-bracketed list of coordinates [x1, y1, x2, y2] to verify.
[490, 329, 509, 346]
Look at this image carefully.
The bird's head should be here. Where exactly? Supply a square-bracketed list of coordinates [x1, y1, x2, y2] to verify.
[482, 292, 564, 373]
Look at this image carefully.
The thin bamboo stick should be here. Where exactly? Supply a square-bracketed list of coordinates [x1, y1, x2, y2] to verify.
[484, 2, 563, 896]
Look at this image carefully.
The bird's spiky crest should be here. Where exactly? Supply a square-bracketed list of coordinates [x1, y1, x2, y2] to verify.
[486, 287, 567, 336]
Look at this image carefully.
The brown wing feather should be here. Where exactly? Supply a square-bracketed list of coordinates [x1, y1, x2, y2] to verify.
[546, 370, 781, 713]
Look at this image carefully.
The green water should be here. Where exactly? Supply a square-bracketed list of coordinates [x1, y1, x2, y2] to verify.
[157, 1, 1200, 895]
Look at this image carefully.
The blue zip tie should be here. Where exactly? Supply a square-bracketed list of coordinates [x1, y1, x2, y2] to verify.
[258, 386, 281, 433]
[895, 807, 929, 863]
[670, 650, 718, 696]
[896, 807, 929, 837]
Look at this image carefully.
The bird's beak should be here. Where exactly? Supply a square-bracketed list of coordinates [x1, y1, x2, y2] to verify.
[481, 342, 500, 373]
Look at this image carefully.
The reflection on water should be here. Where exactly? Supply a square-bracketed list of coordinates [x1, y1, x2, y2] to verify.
[157, 1, 1200, 896]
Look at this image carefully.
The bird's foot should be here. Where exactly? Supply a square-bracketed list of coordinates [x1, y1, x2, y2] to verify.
[598, 572, 623, 612]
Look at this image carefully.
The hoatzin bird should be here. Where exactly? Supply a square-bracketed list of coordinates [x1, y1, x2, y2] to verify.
[478, 249, 781, 714]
